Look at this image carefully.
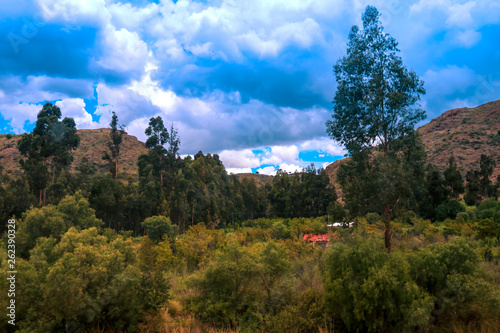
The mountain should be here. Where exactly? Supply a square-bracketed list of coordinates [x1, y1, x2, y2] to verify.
[326, 100, 500, 192]
[0, 128, 147, 179]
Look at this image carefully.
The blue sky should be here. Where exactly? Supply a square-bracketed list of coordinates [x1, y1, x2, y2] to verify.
[0, 0, 499, 175]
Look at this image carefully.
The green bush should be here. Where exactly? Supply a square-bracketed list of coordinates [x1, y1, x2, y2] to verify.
[366, 212, 381, 224]
[4, 228, 144, 332]
[16, 192, 103, 257]
[435, 199, 465, 221]
[141, 215, 178, 243]
[456, 212, 469, 221]
[323, 238, 433, 332]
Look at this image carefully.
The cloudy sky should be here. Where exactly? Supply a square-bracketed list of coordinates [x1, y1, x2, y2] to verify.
[0, 0, 499, 175]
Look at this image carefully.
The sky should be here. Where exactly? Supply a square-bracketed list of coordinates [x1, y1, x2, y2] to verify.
[0, 0, 499, 175]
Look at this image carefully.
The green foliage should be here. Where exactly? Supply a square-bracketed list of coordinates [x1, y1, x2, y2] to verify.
[141, 215, 178, 242]
[16, 192, 103, 257]
[435, 199, 465, 221]
[326, 6, 425, 154]
[102, 111, 124, 179]
[465, 154, 497, 205]
[366, 212, 381, 224]
[268, 165, 337, 218]
[139, 236, 172, 310]
[338, 133, 427, 221]
[323, 238, 433, 332]
[444, 155, 465, 198]
[11, 228, 143, 332]
[410, 240, 499, 327]
[17, 102, 80, 206]
[409, 240, 479, 295]
[175, 223, 224, 271]
[465, 168, 482, 206]
[188, 240, 292, 330]
[421, 163, 450, 220]
[188, 241, 261, 329]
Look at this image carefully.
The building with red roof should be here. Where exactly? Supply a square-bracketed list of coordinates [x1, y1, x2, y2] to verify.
[303, 234, 330, 248]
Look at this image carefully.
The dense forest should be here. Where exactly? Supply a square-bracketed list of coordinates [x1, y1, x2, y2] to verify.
[1, 5, 500, 333]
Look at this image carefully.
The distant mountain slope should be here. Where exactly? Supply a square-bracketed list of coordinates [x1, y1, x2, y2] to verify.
[233, 173, 273, 186]
[0, 128, 147, 179]
[326, 100, 500, 191]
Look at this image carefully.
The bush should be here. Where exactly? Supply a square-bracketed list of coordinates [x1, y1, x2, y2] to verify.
[366, 212, 381, 224]
[435, 199, 465, 221]
[16, 192, 103, 257]
[6, 228, 144, 332]
[323, 238, 433, 332]
[141, 215, 178, 243]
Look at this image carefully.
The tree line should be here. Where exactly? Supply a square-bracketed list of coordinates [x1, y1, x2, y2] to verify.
[0, 108, 498, 237]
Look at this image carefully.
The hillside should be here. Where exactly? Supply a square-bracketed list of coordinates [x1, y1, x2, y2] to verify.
[0, 128, 148, 179]
[233, 173, 274, 186]
[326, 100, 500, 192]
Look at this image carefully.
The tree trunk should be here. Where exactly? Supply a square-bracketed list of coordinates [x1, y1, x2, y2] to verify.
[39, 189, 43, 207]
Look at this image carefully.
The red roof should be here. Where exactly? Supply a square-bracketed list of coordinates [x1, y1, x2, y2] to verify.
[303, 234, 330, 242]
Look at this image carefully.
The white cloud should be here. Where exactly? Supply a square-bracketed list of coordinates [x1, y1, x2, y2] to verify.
[36, 0, 110, 26]
[299, 137, 346, 156]
[279, 163, 302, 174]
[0, 75, 94, 133]
[219, 149, 261, 168]
[226, 167, 253, 174]
[0, 101, 40, 133]
[256, 166, 276, 176]
[96, 25, 150, 74]
[108, 1, 159, 32]
[55, 98, 100, 129]
[270, 145, 299, 162]
[455, 29, 481, 47]
[446, 1, 476, 28]
[94, 82, 160, 125]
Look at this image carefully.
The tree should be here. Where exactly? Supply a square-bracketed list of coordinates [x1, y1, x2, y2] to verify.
[326, 6, 426, 252]
[479, 154, 496, 198]
[443, 155, 464, 198]
[18, 102, 80, 206]
[464, 154, 497, 205]
[141, 215, 178, 243]
[145, 116, 169, 188]
[464, 169, 481, 206]
[103, 111, 125, 179]
[326, 6, 425, 155]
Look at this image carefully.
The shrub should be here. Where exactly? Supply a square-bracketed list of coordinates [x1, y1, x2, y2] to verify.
[7, 228, 144, 332]
[141, 215, 178, 243]
[323, 238, 433, 332]
[435, 199, 465, 221]
[366, 212, 381, 224]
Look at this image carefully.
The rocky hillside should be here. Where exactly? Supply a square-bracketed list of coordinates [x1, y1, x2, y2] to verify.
[326, 100, 500, 190]
[0, 128, 147, 179]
